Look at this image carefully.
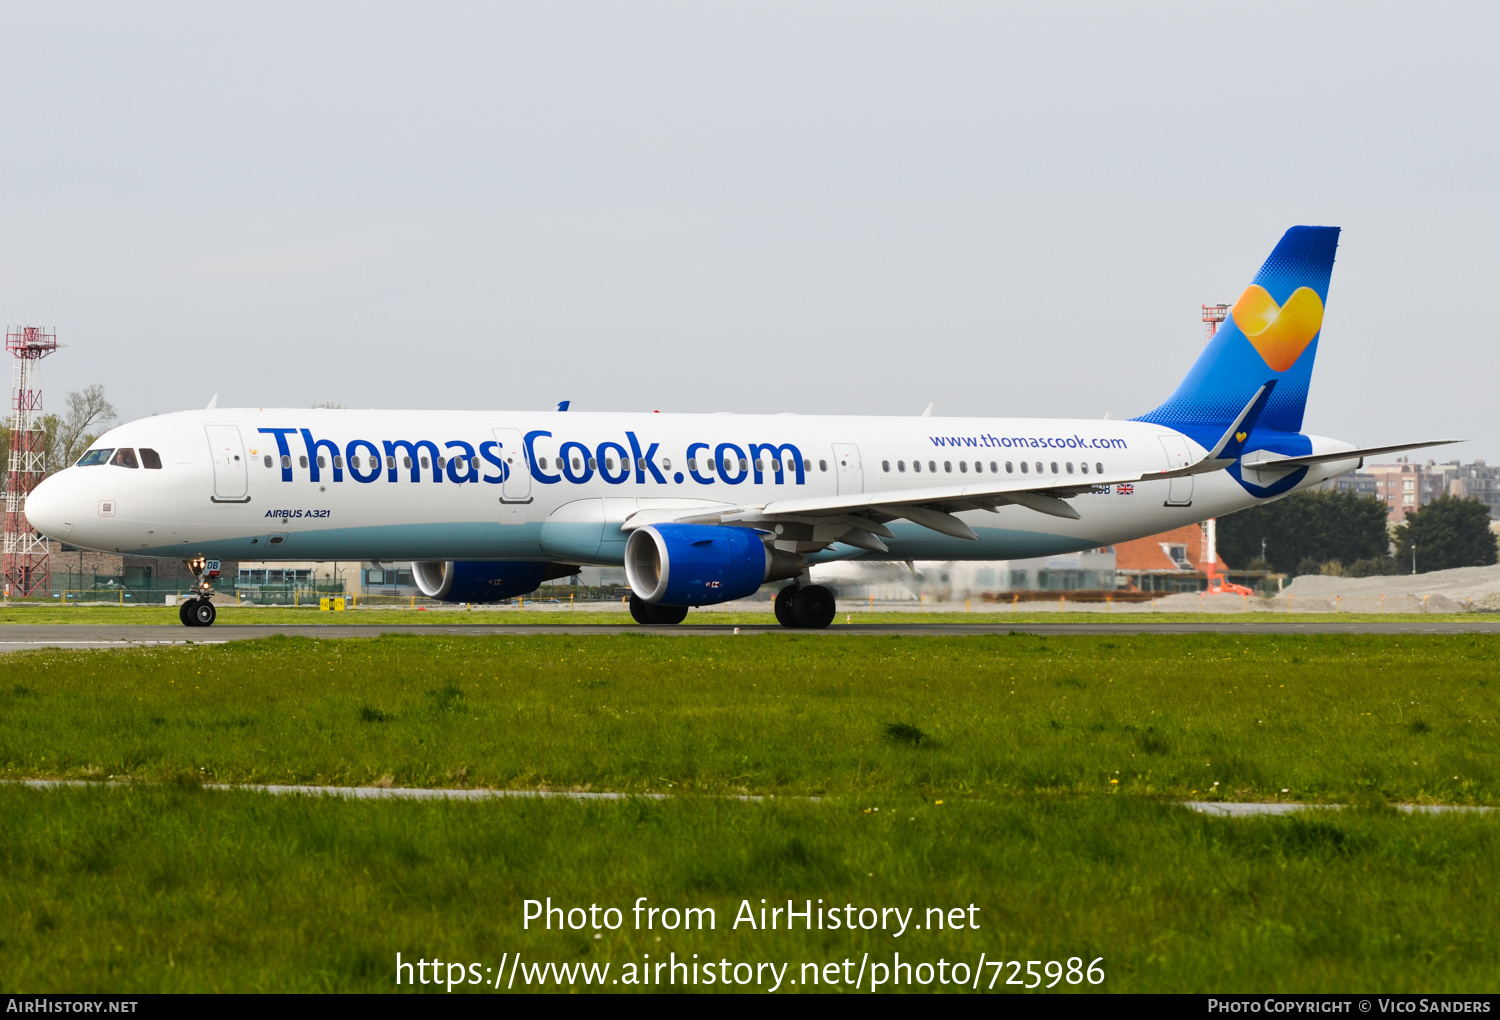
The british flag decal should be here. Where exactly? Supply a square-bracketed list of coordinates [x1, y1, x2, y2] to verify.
[1117, 484, 1135, 495]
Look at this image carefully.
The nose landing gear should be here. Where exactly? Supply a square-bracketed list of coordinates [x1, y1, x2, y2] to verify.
[179, 598, 217, 627]
[179, 556, 220, 627]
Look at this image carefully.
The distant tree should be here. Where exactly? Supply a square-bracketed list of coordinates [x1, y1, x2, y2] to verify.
[311, 401, 345, 409]
[46, 385, 118, 472]
[1217, 489, 1391, 574]
[1392, 495, 1498, 573]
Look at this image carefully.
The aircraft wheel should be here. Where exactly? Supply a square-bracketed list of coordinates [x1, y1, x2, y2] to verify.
[651, 603, 689, 625]
[774, 585, 798, 627]
[189, 599, 217, 627]
[178, 599, 199, 627]
[628, 594, 656, 625]
[792, 584, 836, 629]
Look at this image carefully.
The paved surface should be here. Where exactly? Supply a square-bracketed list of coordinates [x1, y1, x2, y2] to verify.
[0, 619, 1496, 651]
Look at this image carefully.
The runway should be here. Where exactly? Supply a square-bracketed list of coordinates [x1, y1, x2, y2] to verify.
[0, 618, 1496, 651]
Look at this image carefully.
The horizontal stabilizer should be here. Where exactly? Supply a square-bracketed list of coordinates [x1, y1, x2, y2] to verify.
[1243, 439, 1461, 471]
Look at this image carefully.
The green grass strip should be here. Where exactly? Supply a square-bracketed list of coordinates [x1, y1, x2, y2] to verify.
[2, 633, 1495, 803]
[2, 786, 1496, 992]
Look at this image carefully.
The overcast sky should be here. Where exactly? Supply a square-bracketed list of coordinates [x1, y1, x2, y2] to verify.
[1, 2, 1495, 462]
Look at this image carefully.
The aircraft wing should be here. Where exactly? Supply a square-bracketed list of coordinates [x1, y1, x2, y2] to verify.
[620, 386, 1280, 553]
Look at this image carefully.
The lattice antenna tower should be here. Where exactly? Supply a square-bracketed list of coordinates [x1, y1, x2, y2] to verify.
[1199, 303, 1230, 574]
[4, 323, 60, 596]
[1202, 303, 1230, 343]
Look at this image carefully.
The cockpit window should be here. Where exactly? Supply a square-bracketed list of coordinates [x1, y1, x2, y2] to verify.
[111, 448, 140, 469]
[76, 448, 113, 467]
[140, 448, 163, 469]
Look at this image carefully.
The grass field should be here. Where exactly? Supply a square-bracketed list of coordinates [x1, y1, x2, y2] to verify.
[3, 633, 1495, 802]
[0, 603, 1491, 625]
[2, 787, 1496, 993]
[4, 632, 1497, 993]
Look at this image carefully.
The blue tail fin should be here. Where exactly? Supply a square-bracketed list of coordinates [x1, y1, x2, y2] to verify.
[1135, 225, 1340, 435]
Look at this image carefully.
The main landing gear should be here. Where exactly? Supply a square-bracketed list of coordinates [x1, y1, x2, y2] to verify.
[179, 556, 219, 628]
[628, 593, 689, 626]
[774, 584, 836, 629]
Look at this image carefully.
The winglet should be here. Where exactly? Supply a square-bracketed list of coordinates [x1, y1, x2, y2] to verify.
[1206, 380, 1277, 462]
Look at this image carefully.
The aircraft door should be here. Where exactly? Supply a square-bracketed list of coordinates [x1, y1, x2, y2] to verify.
[1158, 435, 1194, 507]
[205, 425, 250, 502]
[832, 443, 863, 495]
[493, 428, 532, 504]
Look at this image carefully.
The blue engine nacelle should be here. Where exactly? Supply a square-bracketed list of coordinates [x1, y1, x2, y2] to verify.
[410, 561, 579, 603]
[624, 524, 802, 607]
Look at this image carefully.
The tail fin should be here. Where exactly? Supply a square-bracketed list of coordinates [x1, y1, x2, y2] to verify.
[1135, 225, 1340, 435]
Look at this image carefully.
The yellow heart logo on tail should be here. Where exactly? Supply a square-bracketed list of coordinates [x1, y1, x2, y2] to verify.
[1231, 284, 1324, 372]
[1235, 432, 1247, 442]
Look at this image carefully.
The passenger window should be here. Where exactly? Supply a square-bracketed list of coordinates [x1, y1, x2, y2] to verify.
[912, 460, 921, 473]
[76, 448, 113, 466]
[989, 461, 998, 473]
[897, 460, 906, 473]
[404, 456, 413, 469]
[281, 455, 291, 469]
[333, 456, 344, 470]
[738, 458, 748, 471]
[111, 448, 139, 469]
[1020, 461, 1029, 474]
[802, 459, 811, 471]
[1050, 461, 1058, 474]
[928, 461, 936, 473]
[605, 458, 615, 471]
[1081, 462, 1089, 474]
[973, 461, 982, 473]
[318, 456, 327, 469]
[588, 457, 597, 470]
[386, 456, 396, 470]
[944, 461, 952, 473]
[882, 460, 890, 472]
[1035, 462, 1043, 473]
[1096, 462, 1104, 474]
[421, 456, 430, 469]
[140, 448, 163, 469]
[687, 458, 697, 472]
[263, 455, 273, 469]
[1005, 461, 1013, 473]
[663, 458, 672, 471]
[1066, 462, 1074, 474]
[299, 455, 308, 469]
[819, 460, 828, 472]
[571, 458, 580, 470]
[958, 461, 967, 473]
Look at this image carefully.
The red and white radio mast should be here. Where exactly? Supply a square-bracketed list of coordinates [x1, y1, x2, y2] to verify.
[4, 324, 59, 597]
[1203, 303, 1230, 342]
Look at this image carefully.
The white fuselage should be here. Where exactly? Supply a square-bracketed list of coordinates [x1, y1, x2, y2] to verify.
[24, 408, 1356, 567]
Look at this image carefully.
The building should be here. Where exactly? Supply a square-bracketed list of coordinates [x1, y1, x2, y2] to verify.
[237, 560, 352, 589]
[1438, 460, 1500, 520]
[1315, 472, 1378, 497]
[1365, 459, 1446, 522]
[1112, 524, 1213, 593]
[810, 549, 1118, 602]
[53, 547, 240, 595]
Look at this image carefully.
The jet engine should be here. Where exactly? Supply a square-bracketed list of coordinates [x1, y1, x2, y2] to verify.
[624, 524, 801, 607]
[410, 560, 578, 603]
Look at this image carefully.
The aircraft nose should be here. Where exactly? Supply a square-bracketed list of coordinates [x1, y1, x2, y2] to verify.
[24, 473, 75, 539]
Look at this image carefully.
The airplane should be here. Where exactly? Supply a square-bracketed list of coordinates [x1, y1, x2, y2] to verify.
[22, 225, 1454, 628]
